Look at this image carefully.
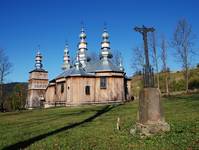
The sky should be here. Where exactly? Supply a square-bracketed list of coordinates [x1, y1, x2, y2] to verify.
[0, 0, 199, 82]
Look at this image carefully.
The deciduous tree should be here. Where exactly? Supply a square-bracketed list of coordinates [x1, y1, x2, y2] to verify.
[0, 49, 12, 111]
[149, 32, 160, 89]
[131, 46, 145, 73]
[161, 35, 169, 94]
[172, 19, 196, 93]
[112, 50, 123, 66]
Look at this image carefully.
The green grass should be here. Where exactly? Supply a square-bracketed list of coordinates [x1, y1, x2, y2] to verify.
[0, 94, 199, 150]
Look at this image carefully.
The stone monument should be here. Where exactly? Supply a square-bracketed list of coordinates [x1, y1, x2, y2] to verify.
[132, 26, 170, 137]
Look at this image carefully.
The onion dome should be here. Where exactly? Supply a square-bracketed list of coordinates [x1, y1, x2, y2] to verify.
[102, 29, 109, 40]
[100, 27, 112, 61]
[78, 27, 88, 68]
[79, 28, 86, 39]
[35, 51, 43, 69]
[62, 42, 71, 70]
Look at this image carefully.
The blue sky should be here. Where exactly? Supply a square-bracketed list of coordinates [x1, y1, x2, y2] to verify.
[0, 0, 199, 82]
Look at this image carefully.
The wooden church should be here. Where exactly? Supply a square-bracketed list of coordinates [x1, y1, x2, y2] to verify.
[26, 27, 132, 108]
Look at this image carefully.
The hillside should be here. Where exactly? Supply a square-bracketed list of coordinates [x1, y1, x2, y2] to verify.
[0, 94, 199, 149]
[131, 68, 199, 97]
[3, 82, 28, 95]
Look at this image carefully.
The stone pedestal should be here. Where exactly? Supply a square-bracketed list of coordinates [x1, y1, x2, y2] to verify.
[132, 88, 170, 137]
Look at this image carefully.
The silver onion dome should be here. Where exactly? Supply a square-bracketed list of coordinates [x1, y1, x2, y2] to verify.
[35, 51, 43, 69]
[102, 30, 109, 39]
[79, 28, 86, 39]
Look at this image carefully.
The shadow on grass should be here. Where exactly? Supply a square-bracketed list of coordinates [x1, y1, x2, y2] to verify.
[2, 104, 120, 150]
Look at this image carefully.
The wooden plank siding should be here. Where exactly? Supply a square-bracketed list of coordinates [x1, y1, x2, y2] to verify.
[45, 72, 127, 106]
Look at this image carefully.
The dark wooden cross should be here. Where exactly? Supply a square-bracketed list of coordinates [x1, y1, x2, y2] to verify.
[134, 25, 155, 87]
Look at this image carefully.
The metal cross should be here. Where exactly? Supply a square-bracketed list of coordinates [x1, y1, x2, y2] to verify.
[134, 25, 155, 87]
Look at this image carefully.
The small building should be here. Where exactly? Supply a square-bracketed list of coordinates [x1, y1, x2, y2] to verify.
[27, 27, 131, 108]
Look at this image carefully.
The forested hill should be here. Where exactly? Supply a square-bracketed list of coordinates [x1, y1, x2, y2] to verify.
[1, 82, 28, 111]
[131, 67, 199, 97]
[3, 82, 28, 95]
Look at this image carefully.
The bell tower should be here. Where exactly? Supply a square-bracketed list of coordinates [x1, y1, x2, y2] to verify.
[27, 50, 48, 108]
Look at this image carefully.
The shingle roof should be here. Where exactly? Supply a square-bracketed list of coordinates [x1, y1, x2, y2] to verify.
[52, 58, 123, 81]
[86, 59, 123, 73]
[56, 67, 94, 79]
[29, 68, 48, 73]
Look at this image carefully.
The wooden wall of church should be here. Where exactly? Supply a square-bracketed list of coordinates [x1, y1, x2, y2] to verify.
[45, 86, 56, 102]
[45, 72, 126, 105]
[94, 76, 125, 102]
[69, 77, 95, 104]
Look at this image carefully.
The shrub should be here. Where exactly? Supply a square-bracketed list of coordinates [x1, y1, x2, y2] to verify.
[189, 77, 199, 90]
[170, 79, 185, 92]
[3, 84, 27, 111]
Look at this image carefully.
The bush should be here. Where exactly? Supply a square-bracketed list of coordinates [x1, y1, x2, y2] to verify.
[189, 77, 199, 90]
[3, 96, 13, 112]
[170, 79, 185, 92]
[3, 84, 27, 111]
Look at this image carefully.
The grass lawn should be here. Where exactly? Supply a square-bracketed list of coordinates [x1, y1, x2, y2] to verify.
[0, 94, 199, 150]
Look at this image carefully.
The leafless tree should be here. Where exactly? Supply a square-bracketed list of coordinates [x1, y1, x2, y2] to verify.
[148, 32, 160, 89]
[112, 50, 123, 66]
[131, 46, 145, 73]
[88, 51, 98, 63]
[161, 35, 169, 94]
[0, 49, 12, 111]
[172, 19, 196, 93]
[70, 56, 76, 67]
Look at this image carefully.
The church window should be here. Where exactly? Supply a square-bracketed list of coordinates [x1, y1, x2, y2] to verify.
[85, 86, 90, 95]
[100, 77, 107, 89]
[61, 83, 64, 93]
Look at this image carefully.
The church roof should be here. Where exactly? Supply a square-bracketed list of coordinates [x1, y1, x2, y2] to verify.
[56, 67, 94, 79]
[29, 68, 48, 73]
[54, 58, 123, 81]
[85, 59, 123, 73]
[50, 27, 125, 82]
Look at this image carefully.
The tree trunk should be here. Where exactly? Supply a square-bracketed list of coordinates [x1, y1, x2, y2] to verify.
[153, 32, 159, 89]
[185, 67, 189, 93]
[165, 72, 169, 95]
[0, 83, 3, 112]
[156, 69, 160, 89]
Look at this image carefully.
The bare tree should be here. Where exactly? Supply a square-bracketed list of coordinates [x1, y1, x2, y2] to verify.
[70, 56, 76, 67]
[172, 19, 196, 93]
[0, 49, 12, 111]
[112, 50, 122, 66]
[88, 51, 98, 63]
[131, 46, 145, 73]
[149, 32, 160, 89]
[161, 36, 169, 94]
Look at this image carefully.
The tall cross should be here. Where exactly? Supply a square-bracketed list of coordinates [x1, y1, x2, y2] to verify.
[134, 25, 155, 87]
[134, 25, 155, 68]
